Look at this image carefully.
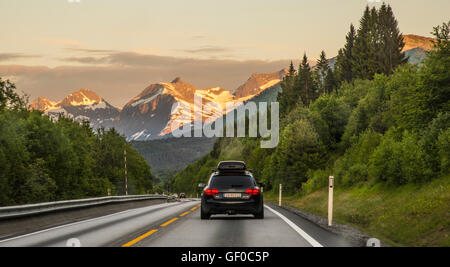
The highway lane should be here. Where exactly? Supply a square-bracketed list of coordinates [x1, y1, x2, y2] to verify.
[133, 204, 353, 247]
[0, 200, 355, 247]
[0, 201, 198, 247]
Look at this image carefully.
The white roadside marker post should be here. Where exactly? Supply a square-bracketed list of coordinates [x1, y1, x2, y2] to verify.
[328, 176, 334, 226]
[279, 184, 282, 207]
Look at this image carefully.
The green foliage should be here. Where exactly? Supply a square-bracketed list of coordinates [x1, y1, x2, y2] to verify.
[352, 6, 379, 80]
[131, 137, 216, 178]
[336, 4, 406, 83]
[0, 81, 154, 206]
[369, 134, 406, 185]
[267, 175, 450, 247]
[316, 50, 330, 94]
[0, 78, 26, 111]
[437, 128, 450, 176]
[272, 119, 326, 192]
[172, 20, 449, 198]
[278, 53, 318, 115]
[301, 169, 330, 195]
[334, 130, 382, 186]
[335, 24, 356, 83]
[310, 94, 351, 147]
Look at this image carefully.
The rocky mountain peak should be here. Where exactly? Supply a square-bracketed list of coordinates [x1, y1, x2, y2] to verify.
[171, 77, 183, 83]
[59, 88, 103, 107]
[233, 69, 287, 99]
[403, 34, 435, 51]
[30, 97, 57, 111]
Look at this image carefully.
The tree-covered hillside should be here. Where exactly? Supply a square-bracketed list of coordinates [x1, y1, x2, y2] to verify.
[0, 80, 154, 206]
[171, 5, 449, 198]
[131, 137, 216, 181]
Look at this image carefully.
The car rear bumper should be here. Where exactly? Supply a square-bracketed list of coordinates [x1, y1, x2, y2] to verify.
[202, 199, 262, 215]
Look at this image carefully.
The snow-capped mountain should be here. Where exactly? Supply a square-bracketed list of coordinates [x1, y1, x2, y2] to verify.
[30, 70, 286, 141]
[233, 69, 287, 99]
[30, 97, 58, 111]
[31, 89, 120, 129]
[117, 70, 287, 141]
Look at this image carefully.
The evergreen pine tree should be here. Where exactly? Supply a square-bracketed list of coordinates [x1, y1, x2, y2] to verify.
[324, 68, 337, 94]
[288, 61, 296, 76]
[278, 61, 298, 115]
[352, 6, 378, 80]
[377, 3, 407, 75]
[296, 53, 318, 106]
[316, 50, 330, 94]
[336, 24, 356, 84]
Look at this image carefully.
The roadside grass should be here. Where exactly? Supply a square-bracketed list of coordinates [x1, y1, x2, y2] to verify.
[265, 175, 450, 247]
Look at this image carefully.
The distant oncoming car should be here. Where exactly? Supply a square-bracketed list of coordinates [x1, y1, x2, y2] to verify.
[179, 193, 186, 199]
[201, 161, 264, 219]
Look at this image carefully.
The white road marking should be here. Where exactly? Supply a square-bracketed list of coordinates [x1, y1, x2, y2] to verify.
[0, 202, 185, 244]
[265, 205, 323, 247]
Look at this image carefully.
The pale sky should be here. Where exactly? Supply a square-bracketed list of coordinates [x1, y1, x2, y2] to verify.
[0, 0, 448, 107]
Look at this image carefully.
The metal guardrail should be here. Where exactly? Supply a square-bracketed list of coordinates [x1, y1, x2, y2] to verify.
[0, 194, 170, 220]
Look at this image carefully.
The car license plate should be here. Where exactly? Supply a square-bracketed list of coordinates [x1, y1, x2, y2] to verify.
[223, 193, 241, 198]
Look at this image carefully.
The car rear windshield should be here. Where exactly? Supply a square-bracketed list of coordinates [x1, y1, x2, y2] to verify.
[210, 175, 254, 188]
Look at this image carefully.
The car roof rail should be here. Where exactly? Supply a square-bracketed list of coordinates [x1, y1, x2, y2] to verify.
[215, 161, 252, 175]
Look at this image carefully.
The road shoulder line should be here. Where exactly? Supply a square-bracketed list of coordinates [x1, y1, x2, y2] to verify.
[265, 205, 323, 247]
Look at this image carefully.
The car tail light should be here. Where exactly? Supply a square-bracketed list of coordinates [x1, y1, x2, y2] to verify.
[245, 188, 260, 195]
[204, 189, 219, 195]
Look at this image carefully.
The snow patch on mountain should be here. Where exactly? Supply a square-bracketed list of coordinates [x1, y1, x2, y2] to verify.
[129, 130, 152, 141]
[85, 101, 107, 110]
[130, 88, 164, 107]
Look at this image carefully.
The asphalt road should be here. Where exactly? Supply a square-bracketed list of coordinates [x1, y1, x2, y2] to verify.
[0, 200, 354, 247]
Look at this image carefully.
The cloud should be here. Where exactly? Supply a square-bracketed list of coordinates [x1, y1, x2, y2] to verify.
[65, 48, 119, 54]
[39, 38, 84, 47]
[62, 56, 109, 64]
[0, 54, 290, 107]
[182, 46, 231, 54]
[0, 53, 40, 62]
[60, 51, 275, 68]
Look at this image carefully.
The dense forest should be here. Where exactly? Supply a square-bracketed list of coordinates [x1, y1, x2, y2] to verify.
[131, 137, 216, 180]
[0, 80, 154, 206]
[171, 5, 449, 197]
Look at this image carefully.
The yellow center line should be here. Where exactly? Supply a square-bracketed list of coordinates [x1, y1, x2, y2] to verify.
[122, 229, 158, 247]
[122, 205, 201, 247]
[160, 217, 178, 227]
[180, 211, 190, 217]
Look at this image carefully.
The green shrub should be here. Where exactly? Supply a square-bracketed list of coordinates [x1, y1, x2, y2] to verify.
[438, 128, 450, 175]
[302, 169, 330, 195]
[369, 136, 405, 185]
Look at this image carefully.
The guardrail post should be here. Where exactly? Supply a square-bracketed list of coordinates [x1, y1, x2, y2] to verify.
[328, 176, 334, 226]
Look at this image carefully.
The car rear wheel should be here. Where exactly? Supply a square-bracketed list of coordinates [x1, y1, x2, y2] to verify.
[201, 207, 210, 220]
[254, 207, 264, 219]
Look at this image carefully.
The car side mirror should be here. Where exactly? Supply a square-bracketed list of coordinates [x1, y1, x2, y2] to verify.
[247, 169, 254, 173]
[211, 169, 216, 173]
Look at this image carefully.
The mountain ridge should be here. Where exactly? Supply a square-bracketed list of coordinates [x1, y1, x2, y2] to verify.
[31, 69, 287, 141]
[30, 34, 434, 141]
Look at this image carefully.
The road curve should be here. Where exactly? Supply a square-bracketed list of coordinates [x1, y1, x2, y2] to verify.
[0, 200, 354, 247]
